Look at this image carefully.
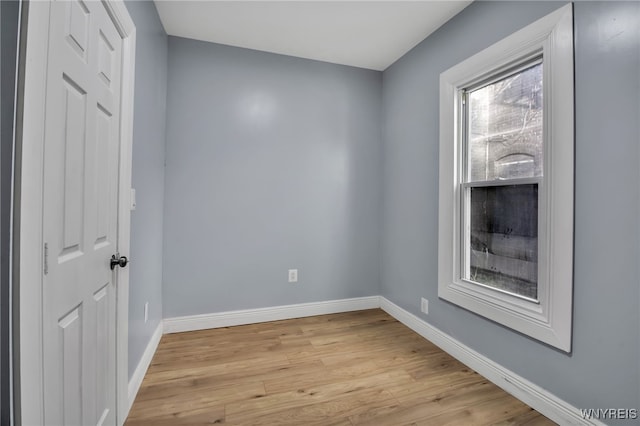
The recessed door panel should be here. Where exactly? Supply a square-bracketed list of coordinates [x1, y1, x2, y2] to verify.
[94, 105, 112, 249]
[59, 306, 83, 425]
[98, 30, 114, 88]
[93, 284, 111, 425]
[60, 74, 87, 262]
[65, 0, 89, 61]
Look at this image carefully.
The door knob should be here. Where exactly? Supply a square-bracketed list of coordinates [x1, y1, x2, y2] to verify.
[110, 255, 129, 270]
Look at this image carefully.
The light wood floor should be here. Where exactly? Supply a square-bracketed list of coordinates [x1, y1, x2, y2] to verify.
[126, 309, 555, 425]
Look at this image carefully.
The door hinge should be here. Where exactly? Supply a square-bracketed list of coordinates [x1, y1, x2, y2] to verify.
[44, 242, 49, 275]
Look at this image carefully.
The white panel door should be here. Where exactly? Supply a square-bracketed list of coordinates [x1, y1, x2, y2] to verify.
[41, 1, 123, 425]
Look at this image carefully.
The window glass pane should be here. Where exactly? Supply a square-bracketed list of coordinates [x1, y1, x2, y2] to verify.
[467, 63, 543, 182]
[467, 184, 538, 299]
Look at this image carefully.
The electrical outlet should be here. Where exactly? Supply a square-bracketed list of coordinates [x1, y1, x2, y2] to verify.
[288, 269, 298, 283]
[421, 298, 429, 315]
[144, 302, 149, 323]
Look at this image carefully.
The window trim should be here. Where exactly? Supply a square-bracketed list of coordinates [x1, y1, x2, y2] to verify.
[438, 4, 574, 352]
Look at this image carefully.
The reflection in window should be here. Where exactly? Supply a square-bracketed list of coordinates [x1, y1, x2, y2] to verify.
[468, 184, 538, 299]
[463, 61, 543, 300]
[467, 63, 543, 182]
[496, 154, 535, 180]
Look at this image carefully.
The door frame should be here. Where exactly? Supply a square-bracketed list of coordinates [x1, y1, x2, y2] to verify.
[15, 1, 135, 425]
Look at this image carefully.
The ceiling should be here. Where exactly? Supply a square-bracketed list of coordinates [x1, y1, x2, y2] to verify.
[154, 1, 472, 71]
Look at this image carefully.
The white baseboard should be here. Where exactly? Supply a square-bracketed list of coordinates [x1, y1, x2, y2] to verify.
[127, 296, 600, 426]
[379, 297, 604, 426]
[127, 321, 163, 413]
[163, 296, 380, 334]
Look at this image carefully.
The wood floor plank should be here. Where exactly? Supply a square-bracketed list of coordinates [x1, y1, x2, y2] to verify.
[229, 368, 411, 418]
[493, 407, 558, 426]
[126, 309, 555, 426]
[351, 380, 505, 426]
[133, 375, 266, 403]
[227, 388, 398, 426]
[126, 406, 226, 426]
[141, 353, 291, 386]
[128, 381, 264, 419]
[411, 393, 537, 426]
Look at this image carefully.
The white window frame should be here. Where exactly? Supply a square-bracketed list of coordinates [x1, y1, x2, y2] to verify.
[438, 4, 574, 352]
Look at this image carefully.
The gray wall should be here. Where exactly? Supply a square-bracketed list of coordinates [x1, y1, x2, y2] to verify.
[381, 1, 640, 421]
[163, 38, 382, 317]
[124, 0, 167, 379]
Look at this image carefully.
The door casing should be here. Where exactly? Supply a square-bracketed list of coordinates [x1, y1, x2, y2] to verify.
[15, 1, 135, 425]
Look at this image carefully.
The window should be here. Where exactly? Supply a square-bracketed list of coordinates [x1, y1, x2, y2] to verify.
[438, 4, 574, 351]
